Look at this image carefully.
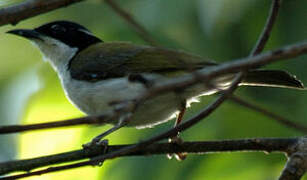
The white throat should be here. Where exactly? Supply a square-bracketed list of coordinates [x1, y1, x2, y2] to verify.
[32, 37, 78, 78]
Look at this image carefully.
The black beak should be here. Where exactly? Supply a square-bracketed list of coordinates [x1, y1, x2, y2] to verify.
[6, 29, 42, 40]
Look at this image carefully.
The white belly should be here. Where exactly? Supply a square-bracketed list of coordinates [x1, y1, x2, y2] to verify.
[60, 74, 224, 128]
[61, 76, 187, 128]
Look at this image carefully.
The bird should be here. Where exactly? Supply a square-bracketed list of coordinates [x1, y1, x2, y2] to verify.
[7, 21, 304, 159]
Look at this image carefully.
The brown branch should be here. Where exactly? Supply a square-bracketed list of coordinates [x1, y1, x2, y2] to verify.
[104, 0, 159, 46]
[0, 0, 84, 26]
[0, 138, 298, 177]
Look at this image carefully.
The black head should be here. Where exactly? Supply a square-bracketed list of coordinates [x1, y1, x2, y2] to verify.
[35, 21, 102, 51]
[8, 21, 102, 52]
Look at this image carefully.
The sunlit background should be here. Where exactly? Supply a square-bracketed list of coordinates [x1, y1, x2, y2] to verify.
[0, 0, 307, 179]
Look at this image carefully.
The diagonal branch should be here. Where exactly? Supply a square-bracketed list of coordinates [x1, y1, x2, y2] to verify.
[229, 95, 307, 133]
[0, 0, 84, 26]
[104, 0, 159, 46]
[145, 41, 307, 99]
[0, 41, 306, 134]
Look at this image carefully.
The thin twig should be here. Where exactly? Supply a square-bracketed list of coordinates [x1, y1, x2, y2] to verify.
[0, 0, 84, 26]
[0, 114, 112, 134]
[251, 0, 281, 55]
[0, 138, 298, 176]
[229, 95, 307, 133]
[104, 0, 159, 46]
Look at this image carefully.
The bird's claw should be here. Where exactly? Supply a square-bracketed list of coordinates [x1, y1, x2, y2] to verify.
[82, 139, 109, 166]
[167, 136, 187, 161]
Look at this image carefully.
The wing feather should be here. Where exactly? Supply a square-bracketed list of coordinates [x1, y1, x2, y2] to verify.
[69, 42, 216, 81]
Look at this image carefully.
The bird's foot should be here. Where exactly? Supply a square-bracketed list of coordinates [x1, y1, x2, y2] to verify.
[82, 139, 109, 166]
[167, 136, 187, 161]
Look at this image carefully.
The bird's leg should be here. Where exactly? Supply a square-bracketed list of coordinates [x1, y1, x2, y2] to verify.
[92, 121, 125, 143]
[83, 116, 129, 149]
[84, 139, 109, 166]
[82, 108, 131, 166]
[167, 100, 188, 160]
[82, 123, 123, 166]
[82, 117, 129, 166]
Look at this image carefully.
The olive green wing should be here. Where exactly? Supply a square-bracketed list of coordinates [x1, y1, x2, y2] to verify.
[69, 42, 217, 82]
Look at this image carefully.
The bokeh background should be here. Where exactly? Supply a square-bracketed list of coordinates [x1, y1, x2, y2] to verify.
[0, 0, 307, 179]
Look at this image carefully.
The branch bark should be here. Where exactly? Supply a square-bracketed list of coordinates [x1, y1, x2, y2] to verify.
[0, 0, 84, 26]
[0, 138, 298, 177]
[279, 138, 307, 180]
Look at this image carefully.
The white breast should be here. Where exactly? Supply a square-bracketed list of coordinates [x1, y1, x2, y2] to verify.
[62, 76, 147, 115]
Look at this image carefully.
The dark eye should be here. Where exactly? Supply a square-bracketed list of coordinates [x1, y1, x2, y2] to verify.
[51, 24, 66, 33]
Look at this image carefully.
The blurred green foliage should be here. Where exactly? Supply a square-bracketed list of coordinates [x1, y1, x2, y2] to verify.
[0, 0, 307, 179]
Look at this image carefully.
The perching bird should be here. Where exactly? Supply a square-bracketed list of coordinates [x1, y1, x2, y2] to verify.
[7, 21, 304, 159]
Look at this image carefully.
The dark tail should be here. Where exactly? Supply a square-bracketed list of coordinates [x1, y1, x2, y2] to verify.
[241, 70, 304, 89]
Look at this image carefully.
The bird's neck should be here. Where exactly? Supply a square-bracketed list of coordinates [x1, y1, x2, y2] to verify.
[42, 50, 77, 87]
[41, 48, 78, 81]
